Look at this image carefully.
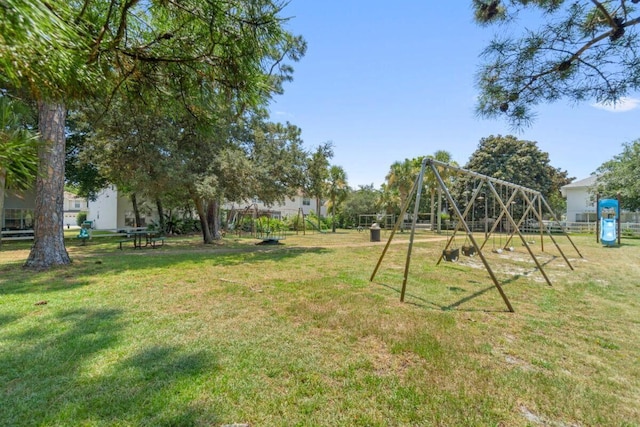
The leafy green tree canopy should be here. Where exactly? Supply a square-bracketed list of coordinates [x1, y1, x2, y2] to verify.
[1, 0, 306, 268]
[65, 117, 109, 201]
[342, 184, 381, 227]
[473, 0, 640, 127]
[386, 158, 423, 204]
[597, 139, 640, 210]
[464, 135, 572, 199]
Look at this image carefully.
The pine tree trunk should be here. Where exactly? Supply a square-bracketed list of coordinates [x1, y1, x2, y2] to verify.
[25, 101, 71, 269]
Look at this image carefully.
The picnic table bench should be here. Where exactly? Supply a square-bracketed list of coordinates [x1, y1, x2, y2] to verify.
[116, 229, 166, 249]
[118, 238, 135, 250]
[150, 236, 165, 248]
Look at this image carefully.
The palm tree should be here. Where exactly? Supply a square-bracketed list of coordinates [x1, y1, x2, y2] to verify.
[326, 165, 349, 232]
[382, 158, 424, 217]
[377, 183, 398, 214]
[0, 96, 38, 246]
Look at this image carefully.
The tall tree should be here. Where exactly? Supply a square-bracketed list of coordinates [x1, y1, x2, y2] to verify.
[473, 0, 640, 127]
[464, 135, 573, 210]
[326, 165, 349, 232]
[380, 158, 423, 215]
[1, 0, 305, 268]
[342, 184, 381, 228]
[2, 1, 103, 267]
[596, 140, 640, 210]
[210, 117, 308, 241]
[305, 142, 333, 230]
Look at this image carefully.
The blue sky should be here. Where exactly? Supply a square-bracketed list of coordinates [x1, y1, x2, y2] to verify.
[269, 1, 639, 189]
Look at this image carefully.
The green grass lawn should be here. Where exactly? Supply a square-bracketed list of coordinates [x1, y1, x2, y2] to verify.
[1, 230, 638, 426]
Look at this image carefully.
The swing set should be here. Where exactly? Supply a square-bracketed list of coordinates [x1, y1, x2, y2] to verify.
[227, 204, 286, 243]
[370, 158, 583, 312]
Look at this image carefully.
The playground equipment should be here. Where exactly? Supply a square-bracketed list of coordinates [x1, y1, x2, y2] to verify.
[596, 195, 621, 247]
[358, 214, 396, 229]
[228, 204, 286, 244]
[76, 220, 92, 245]
[305, 218, 327, 233]
[370, 158, 583, 312]
[290, 208, 326, 235]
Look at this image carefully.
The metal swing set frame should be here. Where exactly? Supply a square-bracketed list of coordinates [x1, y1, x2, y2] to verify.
[370, 158, 583, 312]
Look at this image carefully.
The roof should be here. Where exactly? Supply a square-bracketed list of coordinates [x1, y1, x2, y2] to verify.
[561, 175, 600, 190]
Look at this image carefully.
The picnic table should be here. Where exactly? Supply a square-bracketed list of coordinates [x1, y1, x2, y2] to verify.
[118, 229, 165, 249]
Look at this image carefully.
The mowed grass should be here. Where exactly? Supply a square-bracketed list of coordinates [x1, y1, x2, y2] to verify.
[1, 230, 639, 426]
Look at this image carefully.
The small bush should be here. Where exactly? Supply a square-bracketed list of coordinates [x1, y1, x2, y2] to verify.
[76, 211, 88, 226]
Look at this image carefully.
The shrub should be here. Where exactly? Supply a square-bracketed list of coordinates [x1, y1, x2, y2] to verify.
[76, 211, 87, 226]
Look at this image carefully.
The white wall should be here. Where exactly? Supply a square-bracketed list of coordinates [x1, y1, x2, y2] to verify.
[63, 191, 89, 227]
[88, 186, 159, 229]
[565, 187, 596, 222]
[88, 186, 119, 230]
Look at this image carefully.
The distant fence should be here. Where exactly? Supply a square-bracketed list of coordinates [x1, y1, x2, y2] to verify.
[395, 220, 640, 237]
[0, 229, 35, 241]
[560, 221, 640, 237]
[0, 227, 150, 242]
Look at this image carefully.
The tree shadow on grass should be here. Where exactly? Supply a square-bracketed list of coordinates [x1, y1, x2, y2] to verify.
[59, 345, 220, 426]
[0, 307, 220, 426]
[0, 246, 331, 296]
[0, 265, 92, 295]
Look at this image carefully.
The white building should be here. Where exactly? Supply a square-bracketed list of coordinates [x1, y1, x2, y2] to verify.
[224, 193, 327, 219]
[2, 188, 87, 230]
[89, 186, 326, 231]
[560, 175, 598, 222]
[88, 186, 156, 230]
[63, 191, 88, 227]
[1, 188, 36, 230]
[561, 175, 639, 223]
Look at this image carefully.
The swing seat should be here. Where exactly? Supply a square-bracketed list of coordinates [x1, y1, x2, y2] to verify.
[461, 245, 476, 256]
[443, 248, 459, 262]
[492, 248, 503, 254]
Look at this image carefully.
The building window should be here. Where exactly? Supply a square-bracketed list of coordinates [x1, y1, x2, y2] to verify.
[302, 197, 311, 206]
[2, 208, 34, 229]
[74, 201, 81, 209]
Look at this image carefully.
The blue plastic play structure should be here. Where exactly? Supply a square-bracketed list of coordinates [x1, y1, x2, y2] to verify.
[598, 198, 619, 246]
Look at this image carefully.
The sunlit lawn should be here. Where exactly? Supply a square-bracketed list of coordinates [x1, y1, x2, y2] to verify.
[1, 230, 638, 426]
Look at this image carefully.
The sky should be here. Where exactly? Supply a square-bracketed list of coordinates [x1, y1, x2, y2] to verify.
[267, 1, 639, 189]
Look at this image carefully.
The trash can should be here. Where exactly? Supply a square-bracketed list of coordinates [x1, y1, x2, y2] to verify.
[369, 223, 381, 242]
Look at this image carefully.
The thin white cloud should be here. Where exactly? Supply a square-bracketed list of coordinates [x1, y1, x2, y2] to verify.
[591, 97, 640, 112]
